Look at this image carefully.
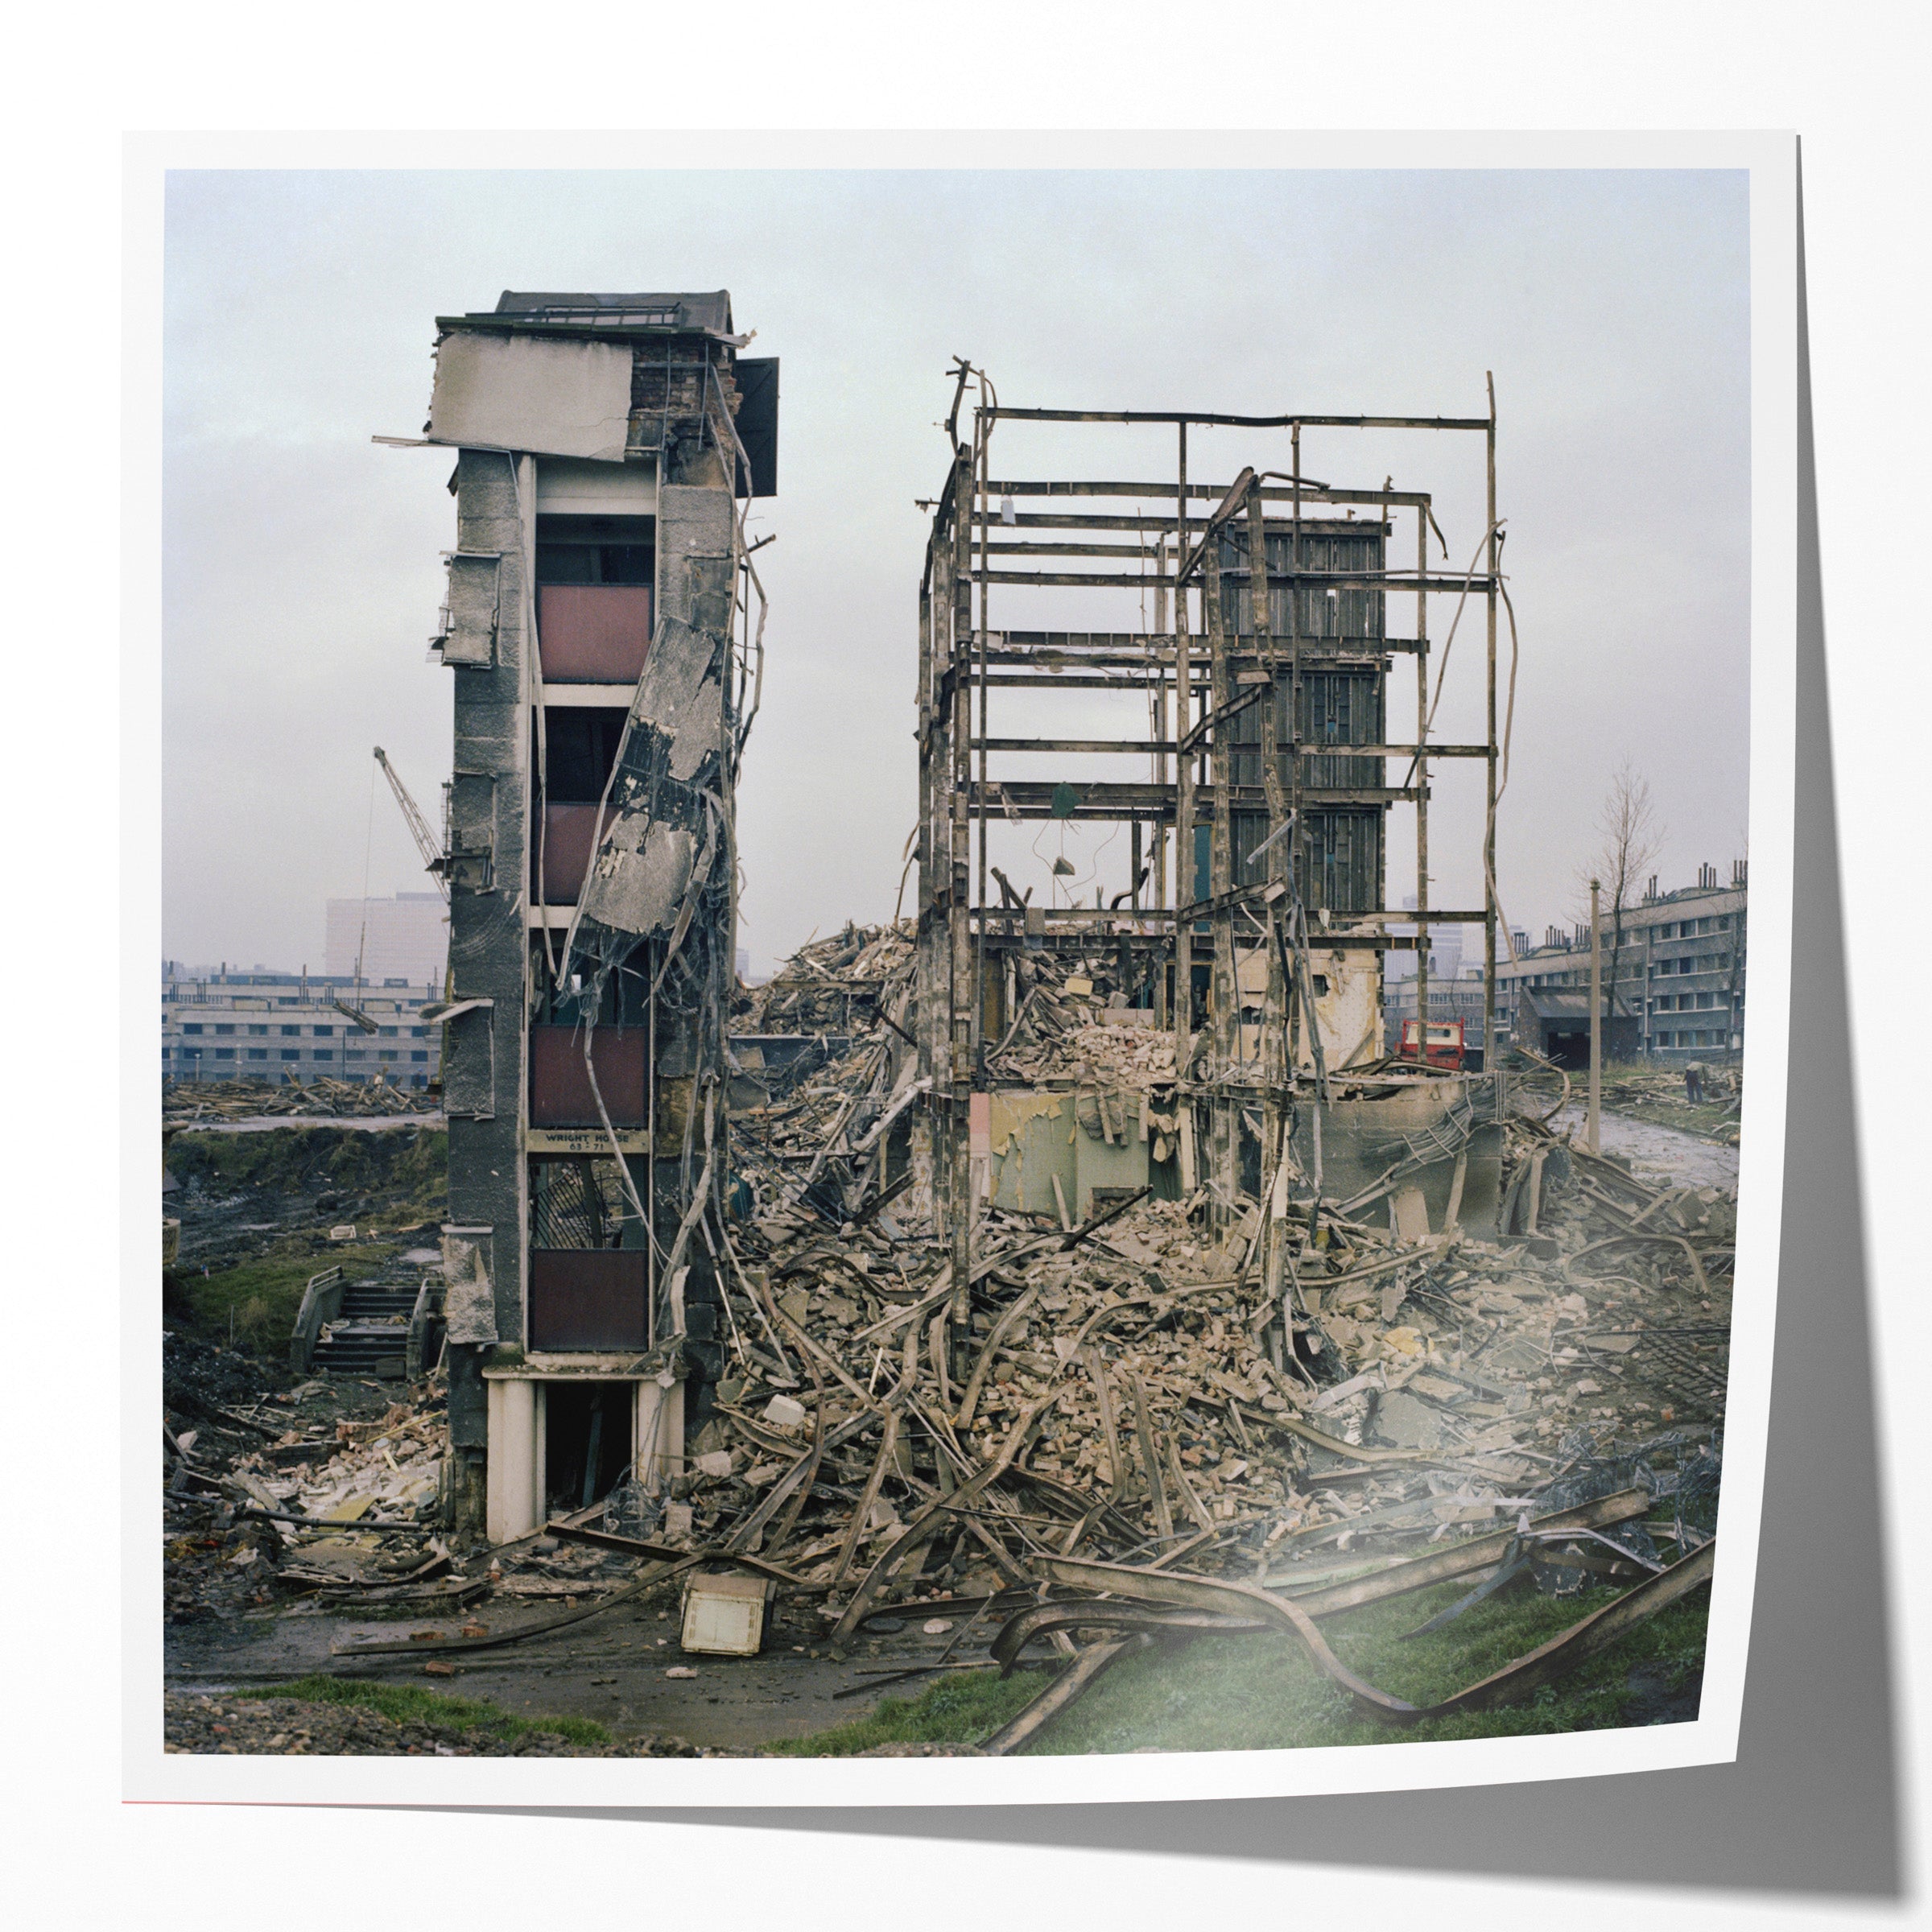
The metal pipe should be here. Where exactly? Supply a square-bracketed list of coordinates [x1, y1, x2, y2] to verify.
[1174, 423, 1194, 1071]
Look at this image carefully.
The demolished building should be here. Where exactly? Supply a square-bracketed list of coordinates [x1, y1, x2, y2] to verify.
[400, 291, 778, 1540]
[250, 328, 1731, 1754]
[910, 373, 1513, 1382]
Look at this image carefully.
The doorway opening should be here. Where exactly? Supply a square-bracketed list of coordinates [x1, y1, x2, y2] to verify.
[543, 1381, 634, 1513]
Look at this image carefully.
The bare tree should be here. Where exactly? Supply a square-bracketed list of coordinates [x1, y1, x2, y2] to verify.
[1576, 759, 1666, 1021]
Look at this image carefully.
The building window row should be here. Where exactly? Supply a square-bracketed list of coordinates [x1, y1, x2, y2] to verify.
[1651, 952, 1731, 977]
[175, 1022, 339, 1038]
[165, 1046, 341, 1063]
[1652, 991, 1740, 1013]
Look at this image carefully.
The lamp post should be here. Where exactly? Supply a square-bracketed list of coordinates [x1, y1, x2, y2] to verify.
[1588, 877, 1603, 1156]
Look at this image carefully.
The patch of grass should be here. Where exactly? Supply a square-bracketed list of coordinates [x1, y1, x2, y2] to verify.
[764, 1666, 1052, 1756]
[184, 1242, 402, 1348]
[1027, 1573, 1710, 1756]
[779, 1575, 1710, 1758]
[233, 1674, 611, 1748]
[167, 1125, 448, 1228]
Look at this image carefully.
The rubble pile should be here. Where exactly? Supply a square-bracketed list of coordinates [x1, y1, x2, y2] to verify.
[163, 1356, 452, 1623]
[729, 924, 919, 1199]
[604, 928, 1733, 1743]
[163, 1077, 440, 1125]
[164, 919, 1733, 1751]
[683, 1132, 1729, 1604]
[736, 922, 914, 1035]
[988, 951, 1176, 1090]
[225, 1399, 446, 1528]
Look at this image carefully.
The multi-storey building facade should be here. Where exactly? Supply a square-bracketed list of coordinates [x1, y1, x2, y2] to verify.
[161, 965, 443, 1088]
[1492, 861, 1747, 1064]
[406, 289, 777, 1541]
[324, 891, 448, 985]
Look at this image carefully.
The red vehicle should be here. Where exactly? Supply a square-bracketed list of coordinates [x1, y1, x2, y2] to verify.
[1397, 1018, 1466, 1070]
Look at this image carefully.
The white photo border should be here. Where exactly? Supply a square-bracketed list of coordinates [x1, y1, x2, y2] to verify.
[124, 125, 1797, 1810]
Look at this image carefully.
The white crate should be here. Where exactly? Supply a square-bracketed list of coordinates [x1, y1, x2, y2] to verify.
[679, 1570, 769, 1656]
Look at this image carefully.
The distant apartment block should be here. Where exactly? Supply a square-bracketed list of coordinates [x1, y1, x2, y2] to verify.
[162, 963, 444, 1089]
[1491, 861, 1748, 1066]
[324, 891, 448, 985]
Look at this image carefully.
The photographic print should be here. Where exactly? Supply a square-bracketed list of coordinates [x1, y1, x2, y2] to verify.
[139, 136, 1794, 1801]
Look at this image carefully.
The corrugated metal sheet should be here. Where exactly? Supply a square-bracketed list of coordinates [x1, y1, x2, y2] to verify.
[1216, 522, 1389, 914]
[1217, 527, 1387, 642]
[1225, 668, 1386, 792]
[1232, 807, 1384, 910]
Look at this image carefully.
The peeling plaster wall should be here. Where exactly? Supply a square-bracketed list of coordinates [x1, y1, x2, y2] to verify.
[985, 1089, 1155, 1220]
[1236, 941, 1385, 1072]
[1304, 949, 1384, 1071]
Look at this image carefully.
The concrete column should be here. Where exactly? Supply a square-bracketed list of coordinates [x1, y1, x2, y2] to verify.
[634, 1379, 686, 1492]
[485, 1377, 543, 1544]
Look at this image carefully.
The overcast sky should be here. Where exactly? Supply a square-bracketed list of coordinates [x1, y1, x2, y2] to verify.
[163, 167, 1748, 976]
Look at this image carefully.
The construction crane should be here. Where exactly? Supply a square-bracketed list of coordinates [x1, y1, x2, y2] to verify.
[374, 746, 448, 902]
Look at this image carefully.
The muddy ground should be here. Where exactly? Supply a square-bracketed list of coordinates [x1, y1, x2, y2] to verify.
[1547, 1103, 1740, 1193]
[165, 1597, 986, 1750]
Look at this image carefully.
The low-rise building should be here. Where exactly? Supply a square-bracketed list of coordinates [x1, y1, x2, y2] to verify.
[1492, 861, 1747, 1065]
[161, 963, 444, 1088]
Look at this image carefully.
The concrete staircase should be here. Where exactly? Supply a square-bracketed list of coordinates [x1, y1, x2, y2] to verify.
[313, 1281, 416, 1376]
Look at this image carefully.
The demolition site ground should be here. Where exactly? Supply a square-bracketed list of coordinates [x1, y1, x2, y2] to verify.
[161, 947, 1732, 1761]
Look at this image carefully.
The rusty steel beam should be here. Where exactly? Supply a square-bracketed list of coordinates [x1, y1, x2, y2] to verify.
[988, 408, 1491, 431]
[981, 568, 1499, 592]
[984, 479, 1433, 507]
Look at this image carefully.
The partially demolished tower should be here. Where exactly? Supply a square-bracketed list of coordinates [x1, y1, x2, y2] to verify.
[410, 292, 776, 1541]
[914, 375, 1505, 1367]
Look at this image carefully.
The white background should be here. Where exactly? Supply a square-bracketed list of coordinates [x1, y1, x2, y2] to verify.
[7, 4, 1926, 1926]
